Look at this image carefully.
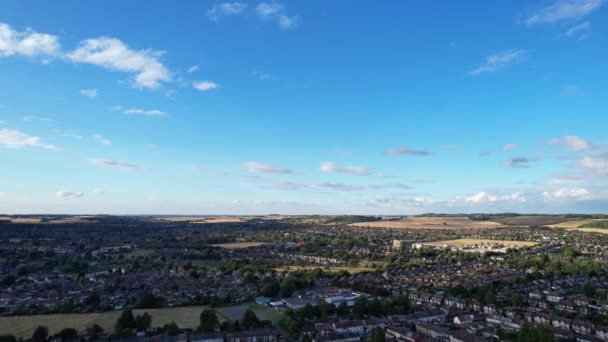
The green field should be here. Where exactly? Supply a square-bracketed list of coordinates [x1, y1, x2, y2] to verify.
[0, 306, 209, 339]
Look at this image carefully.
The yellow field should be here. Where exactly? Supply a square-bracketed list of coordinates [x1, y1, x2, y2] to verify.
[210, 242, 267, 249]
[0, 216, 42, 223]
[423, 238, 537, 247]
[0, 306, 210, 339]
[550, 219, 605, 228]
[350, 217, 502, 229]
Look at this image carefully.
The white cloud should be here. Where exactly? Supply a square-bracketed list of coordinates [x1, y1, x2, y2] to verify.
[67, 37, 170, 89]
[385, 147, 432, 156]
[0, 128, 56, 150]
[564, 21, 591, 39]
[193, 81, 218, 91]
[503, 143, 518, 152]
[0, 23, 60, 58]
[56, 191, 84, 198]
[241, 162, 293, 174]
[320, 162, 372, 176]
[93, 134, 112, 146]
[580, 155, 608, 171]
[207, 2, 249, 21]
[256, 2, 299, 29]
[123, 108, 168, 117]
[87, 158, 141, 171]
[187, 65, 199, 73]
[525, 0, 603, 25]
[465, 191, 527, 204]
[550, 135, 591, 151]
[469, 49, 527, 75]
[543, 187, 592, 200]
[80, 89, 98, 98]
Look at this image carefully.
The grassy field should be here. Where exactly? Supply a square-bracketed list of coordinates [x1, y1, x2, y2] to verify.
[549, 219, 608, 234]
[349, 216, 502, 229]
[423, 238, 537, 247]
[274, 265, 375, 273]
[493, 216, 572, 226]
[0, 306, 210, 339]
[124, 248, 156, 258]
[215, 303, 283, 325]
[210, 242, 267, 249]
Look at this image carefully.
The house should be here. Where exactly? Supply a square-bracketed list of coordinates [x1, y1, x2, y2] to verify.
[546, 292, 564, 303]
[315, 323, 335, 337]
[572, 320, 595, 336]
[225, 329, 279, 342]
[190, 332, 224, 342]
[595, 326, 608, 341]
[255, 296, 272, 305]
[453, 314, 476, 327]
[333, 320, 365, 335]
[415, 323, 449, 340]
[385, 326, 417, 342]
[551, 316, 572, 330]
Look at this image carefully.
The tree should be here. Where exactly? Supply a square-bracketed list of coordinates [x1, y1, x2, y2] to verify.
[86, 324, 104, 339]
[135, 312, 152, 331]
[32, 326, 49, 342]
[164, 322, 179, 336]
[353, 297, 368, 316]
[115, 308, 136, 335]
[583, 282, 596, 298]
[241, 309, 260, 329]
[517, 325, 555, 342]
[280, 278, 296, 298]
[369, 327, 386, 342]
[199, 309, 220, 332]
[260, 281, 280, 297]
[511, 293, 525, 307]
[58, 328, 78, 340]
[138, 292, 164, 308]
[337, 301, 349, 317]
[0, 335, 17, 342]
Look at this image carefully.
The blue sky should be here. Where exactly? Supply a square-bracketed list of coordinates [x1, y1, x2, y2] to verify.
[1, 0, 607, 215]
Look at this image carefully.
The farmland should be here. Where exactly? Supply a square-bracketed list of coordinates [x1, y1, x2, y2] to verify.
[422, 238, 537, 247]
[349, 216, 502, 229]
[492, 215, 572, 226]
[0, 306, 210, 340]
[209, 242, 268, 249]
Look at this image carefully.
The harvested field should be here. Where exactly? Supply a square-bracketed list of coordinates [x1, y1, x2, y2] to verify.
[157, 216, 249, 223]
[209, 242, 267, 249]
[550, 219, 605, 228]
[0, 305, 210, 339]
[349, 216, 501, 229]
[0, 216, 42, 224]
[493, 216, 572, 226]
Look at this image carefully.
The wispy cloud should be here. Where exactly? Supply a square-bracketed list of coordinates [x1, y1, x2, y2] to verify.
[193, 81, 219, 91]
[67, 37, 170, 89]
[504, 156, 534, 168]
[87, 158, 141, 171]
[469, 49, 527, 75]
[549, 135, 591, 151]
[123, 108, 168, 117]
[80, 88, 98, 98]
[320, 161, 372, 176]
[0, 128, 56, 150]
[207, 2, 249, 21]
[385, 147, 432, 156]
[187, 65, 199, 73]
[0, 22, 61, 58]
[22, 116, 54, 123]
[564, 21, 592, 39]
[241, 162, 294, 174]
[503, 143, 518, 152]
[93, 134, 112, 146]
[256, 2, 299, 29]
[524, 0, 603, 25]
[56, 191, 84, 198]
